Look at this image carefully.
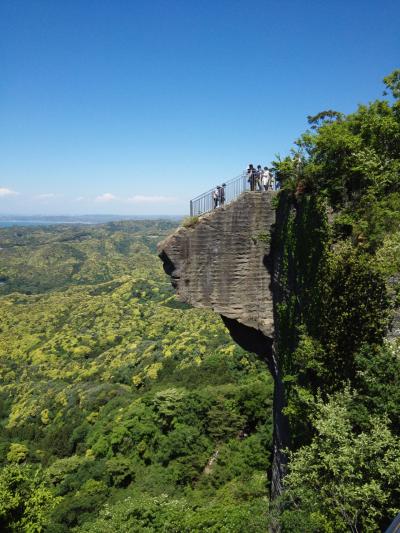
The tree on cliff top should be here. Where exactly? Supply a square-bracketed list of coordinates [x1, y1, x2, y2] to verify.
[273, 69, 400, 214]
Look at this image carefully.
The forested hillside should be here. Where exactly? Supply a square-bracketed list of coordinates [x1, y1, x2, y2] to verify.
[0, 221, 273, 532]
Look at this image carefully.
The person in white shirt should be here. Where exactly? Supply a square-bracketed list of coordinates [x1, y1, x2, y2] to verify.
[262, 167, 272, 190]
[213, 187, 219, 209]
[256, 165, 263, 191]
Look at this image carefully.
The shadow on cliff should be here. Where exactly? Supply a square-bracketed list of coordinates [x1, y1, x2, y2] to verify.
[221, 316, 273, 363]
[159, 251, 178, 288]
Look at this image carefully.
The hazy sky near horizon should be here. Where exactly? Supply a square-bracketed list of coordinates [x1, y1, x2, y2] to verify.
[1, 0, 399, 215]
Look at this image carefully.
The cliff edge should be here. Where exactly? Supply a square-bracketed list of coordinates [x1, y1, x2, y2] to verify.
[158, 191, 276, 338]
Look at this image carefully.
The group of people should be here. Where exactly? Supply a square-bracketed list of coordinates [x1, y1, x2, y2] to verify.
[246, 164, 276, 192]
[212, 164, 277, 210]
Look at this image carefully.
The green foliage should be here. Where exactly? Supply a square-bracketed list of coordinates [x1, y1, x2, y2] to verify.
[280, 391, 400, 532]
[0, 464, 60, 532]
[273, 70, 400, 210]
[273, 192, 331, 379]
[253, 232, 271, 245]
[384, 69, 400, 100]
[273, 71, 400, 529]
[0, 220, 176, 295]
[307, 109, 344, 129]
[353, 341, 400, 433]
[77, 491, 269, 533]
[7, 443, 29, 464]
[317, 245, 389, 385]
[0, 220, 273, 531]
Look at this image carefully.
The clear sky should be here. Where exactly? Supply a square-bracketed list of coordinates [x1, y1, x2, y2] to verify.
[1, 0, 399, 215]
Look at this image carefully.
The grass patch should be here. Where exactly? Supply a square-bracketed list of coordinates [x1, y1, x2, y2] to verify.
[182, 216, 199, 228]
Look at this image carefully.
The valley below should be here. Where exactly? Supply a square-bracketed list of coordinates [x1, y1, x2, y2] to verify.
[0, 221, 272, 532]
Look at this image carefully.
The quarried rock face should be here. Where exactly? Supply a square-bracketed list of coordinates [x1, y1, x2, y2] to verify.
[158, 191, 288, 500]
[158, 191, 276, 337]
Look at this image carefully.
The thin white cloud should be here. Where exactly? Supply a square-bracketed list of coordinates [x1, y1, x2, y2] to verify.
[35, 193, 57, 199]
[93, 193, 178, 205]
[0, 187, 18, 197]
[95, 193, 117, 202]
[75, 196, 85, 202]
[127, 195, 177, 204]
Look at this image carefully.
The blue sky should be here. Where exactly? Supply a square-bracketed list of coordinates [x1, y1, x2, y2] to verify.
[1, 0, 399, 215]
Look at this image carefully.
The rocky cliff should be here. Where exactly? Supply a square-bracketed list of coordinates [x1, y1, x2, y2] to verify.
[158, 191, 288, 497]
[158, 191, 275, 336]
[158, 189, 400, 507]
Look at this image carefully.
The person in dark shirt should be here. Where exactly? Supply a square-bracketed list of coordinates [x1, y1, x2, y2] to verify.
[219, 183, 226, 205]
[247, 164, 257, 191]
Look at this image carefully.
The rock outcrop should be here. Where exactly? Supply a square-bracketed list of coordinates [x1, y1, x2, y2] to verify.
[159, 186, 400, 517]
[158, 191, 276, 337]
[158, 191, 288, 499]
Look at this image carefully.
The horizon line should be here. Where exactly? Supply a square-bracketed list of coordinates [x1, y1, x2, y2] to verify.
[0, 213, 186, 218]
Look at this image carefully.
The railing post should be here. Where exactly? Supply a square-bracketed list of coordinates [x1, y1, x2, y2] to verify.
[190, 200, 193, 217]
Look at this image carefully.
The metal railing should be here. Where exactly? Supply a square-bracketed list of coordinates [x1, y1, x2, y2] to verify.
[190, 172, 250, 216]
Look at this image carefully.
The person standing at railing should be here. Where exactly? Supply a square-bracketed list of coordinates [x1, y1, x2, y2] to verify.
[247, 164, 257, 191]
[256, 165, 263, 191]
[261, 167, 272, 190]
[213, 186, 219, 209]
[219, 183, 226, 206]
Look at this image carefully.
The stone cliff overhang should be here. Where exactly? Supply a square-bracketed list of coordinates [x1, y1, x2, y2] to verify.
[158, 191, 276, 339]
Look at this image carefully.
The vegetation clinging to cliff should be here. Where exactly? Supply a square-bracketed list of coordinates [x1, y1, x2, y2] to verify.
[272, 71, 400, 531]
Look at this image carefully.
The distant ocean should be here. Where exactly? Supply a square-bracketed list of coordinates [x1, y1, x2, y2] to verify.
[0, 215, 182, 228]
